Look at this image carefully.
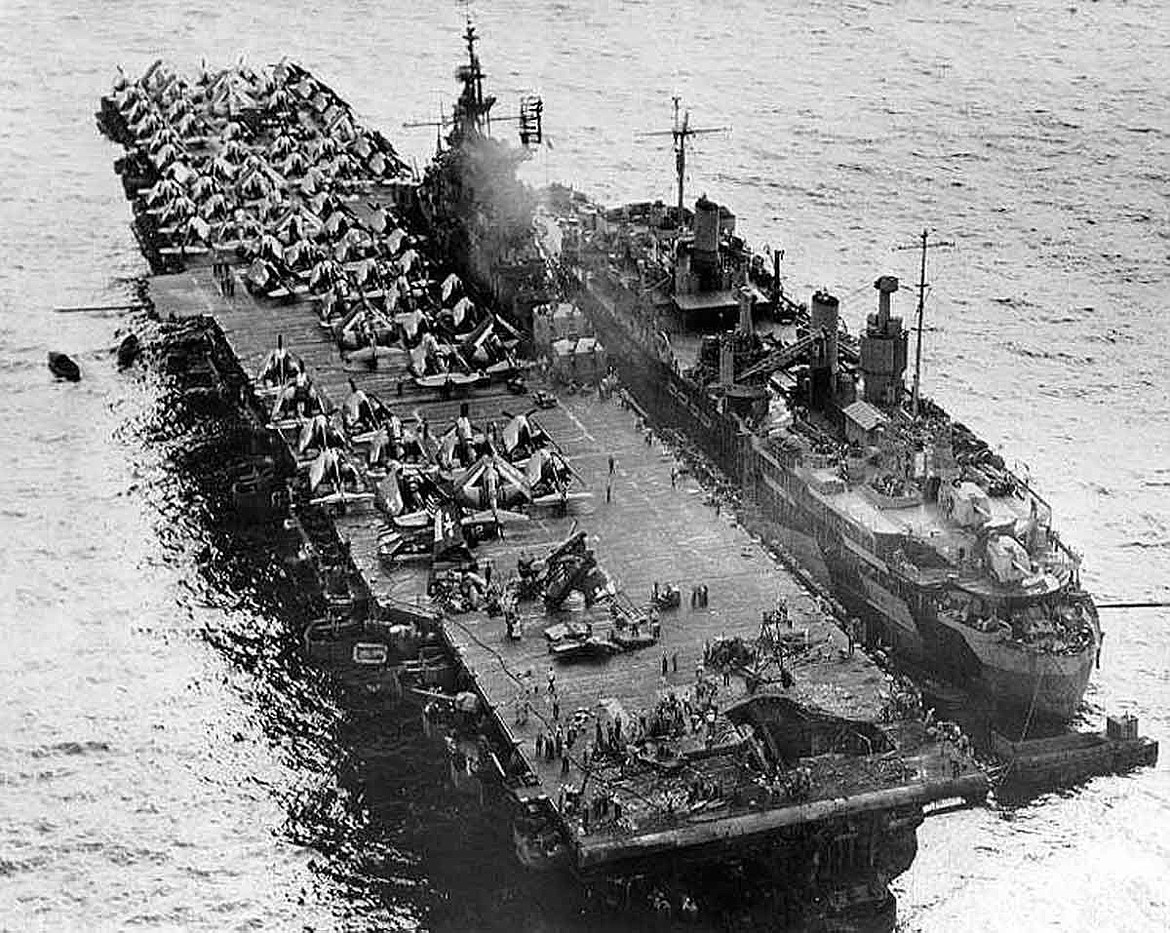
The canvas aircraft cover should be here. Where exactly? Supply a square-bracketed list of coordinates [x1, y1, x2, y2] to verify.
[948, 481, 991, 528]
[502, 414, 528, 453]
[987, 534, 1032, 583]
[377, 469, 403, 516]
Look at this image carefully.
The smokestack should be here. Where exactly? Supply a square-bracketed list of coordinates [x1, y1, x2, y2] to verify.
[738, 286, 754, 335]
[719, 337, 735, 387]
[861, 275, 909, 407]
[810, 290, 839, 375]
[692, 196, 720, 290]
[874, 275, 899, 325]
[694, 197, 719, 254]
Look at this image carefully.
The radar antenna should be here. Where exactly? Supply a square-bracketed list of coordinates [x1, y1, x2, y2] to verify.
[518, 95, 543, 147]
[453, 20, 495, 138]
[637, 97, 728, 224]
[401, 21, 542, 151]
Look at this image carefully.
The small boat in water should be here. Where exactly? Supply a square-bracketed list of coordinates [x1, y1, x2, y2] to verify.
[48, 351, 81, 381]
[116, 332, 141, 369]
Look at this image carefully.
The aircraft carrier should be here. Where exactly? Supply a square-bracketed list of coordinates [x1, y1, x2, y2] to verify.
[96, 31, 994, 929]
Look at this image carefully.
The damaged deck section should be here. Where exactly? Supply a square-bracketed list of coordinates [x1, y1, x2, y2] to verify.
[152, 249, 986, 876]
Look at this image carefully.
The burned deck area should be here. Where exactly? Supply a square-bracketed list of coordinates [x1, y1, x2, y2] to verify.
[150, 262, 985, 880]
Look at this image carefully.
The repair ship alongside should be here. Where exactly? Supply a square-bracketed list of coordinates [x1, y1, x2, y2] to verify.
[394, 28, 1101, 727]
[543, 172, 1100, 728]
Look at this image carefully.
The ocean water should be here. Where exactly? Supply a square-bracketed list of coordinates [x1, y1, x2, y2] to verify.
[1, 0, 1167, 930]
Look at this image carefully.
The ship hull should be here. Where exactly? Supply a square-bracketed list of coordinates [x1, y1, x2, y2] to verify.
[822, 548, 1096, 724]
[578, 276, 1096, 725]
[974, 638, 1095, 724]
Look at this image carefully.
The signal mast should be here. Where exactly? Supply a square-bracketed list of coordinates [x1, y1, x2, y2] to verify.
[638, 97, 728, 223]
[402, 21, 542, 150]
[896, 230, 953, 418]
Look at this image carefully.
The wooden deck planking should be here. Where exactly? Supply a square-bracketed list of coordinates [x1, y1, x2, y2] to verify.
[152, 266, 922, 857]
[428, 395, 888, 837]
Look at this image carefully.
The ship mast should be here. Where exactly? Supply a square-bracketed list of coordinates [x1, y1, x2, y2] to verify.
[899, 229, 952, 418]
[402, 23, 541, 152]
[454, 21, 496, 140]
[912, 230, 927, 418]
[638, 98, 728, 224]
